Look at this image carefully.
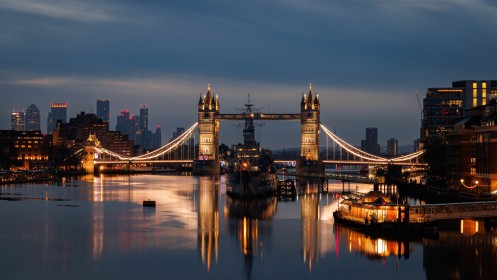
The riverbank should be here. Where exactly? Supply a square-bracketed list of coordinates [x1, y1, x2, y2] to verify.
[397, 181, 497, 203]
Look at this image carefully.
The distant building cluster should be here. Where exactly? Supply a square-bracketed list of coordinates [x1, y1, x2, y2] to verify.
[3, 99, 164, 171]
[359, 128, 401, 157]
[115, 105, 161, 151]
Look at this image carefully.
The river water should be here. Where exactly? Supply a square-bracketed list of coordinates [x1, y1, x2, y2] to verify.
[0, 174, 496, 280]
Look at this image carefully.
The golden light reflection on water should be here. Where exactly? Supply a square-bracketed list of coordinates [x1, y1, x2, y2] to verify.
[224, 195, 277, 278]
[300, 179, 338, 271]
[335, 225, 411, 259]
[197, 176, 219, 271]
[83, 175, 201, 257]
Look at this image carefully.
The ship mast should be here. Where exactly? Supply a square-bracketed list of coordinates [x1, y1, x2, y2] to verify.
[243, 94, 259, 147]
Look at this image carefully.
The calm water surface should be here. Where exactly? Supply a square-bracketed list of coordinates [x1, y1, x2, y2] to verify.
[1, 174, 496, 280]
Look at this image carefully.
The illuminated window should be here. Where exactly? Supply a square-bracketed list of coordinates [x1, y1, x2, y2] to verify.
[483, 88, 487, 105]
[483, 82, 487, 89]
[473, 82, 477, 89]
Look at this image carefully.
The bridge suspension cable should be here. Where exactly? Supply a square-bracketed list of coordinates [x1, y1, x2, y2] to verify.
[95, 122, 199, 161]
[320, 124, 424, 162]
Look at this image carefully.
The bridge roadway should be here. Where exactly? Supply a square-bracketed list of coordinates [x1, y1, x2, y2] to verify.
[409, 201, 497, 221]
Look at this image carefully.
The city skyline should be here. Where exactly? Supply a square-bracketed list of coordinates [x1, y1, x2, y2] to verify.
[1, 1, 496, 149]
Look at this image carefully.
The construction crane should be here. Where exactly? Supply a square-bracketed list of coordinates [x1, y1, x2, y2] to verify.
[414, 90, 422, 117]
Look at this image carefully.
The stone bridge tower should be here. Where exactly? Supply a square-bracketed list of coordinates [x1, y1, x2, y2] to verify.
[82, 132, 101, 174]
[193, 85, 220, 175]
[297, 83, 324, 173]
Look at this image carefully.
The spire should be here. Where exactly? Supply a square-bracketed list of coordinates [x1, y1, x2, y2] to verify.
[215, 94, 219, 111]
[205, 84, 212, 109]
[198, 93, 203, 105]
[301, 92, 306, 105]
[308, 82, 313, 102]
[314, 93, 319, 105]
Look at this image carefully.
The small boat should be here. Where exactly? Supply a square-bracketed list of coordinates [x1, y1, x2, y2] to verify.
[333, 191, 438, 238]
[143, 200, 156, 207]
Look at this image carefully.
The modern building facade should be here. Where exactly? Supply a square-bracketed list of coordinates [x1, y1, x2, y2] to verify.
[116, 110, 131, 135]
[421, 80, 497, 187]
[361, 127, 380, 155]
[421, 80, 497, 143]
[25, 104, 40, 131]
[11, 112, 25, 131]
[96, 100, 110, 123]
[387, 138, 398, 156]
[140, 105, 148, 132]
[47, 102, 67, 134]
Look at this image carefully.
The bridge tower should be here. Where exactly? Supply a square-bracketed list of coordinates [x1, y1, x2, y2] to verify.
[193, 85, 220, 175]
[297, 83, 324, 173]
[82, 132, 101, 174]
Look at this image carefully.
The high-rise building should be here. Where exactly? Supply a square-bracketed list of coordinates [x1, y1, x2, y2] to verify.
[25, 104, 40, 131]
[421, 80, 497, 143]
[421, 80, 497, 187]
[139, 105, 148, 132]
[170, 127, 185, 142]
[96, 100, 110, 123]
[11, 112, 25, 131]
[116, 110, 131, 135]
[152, 126, 161, 149]
[361, 127, 380, 155]
[47, 102, 67, 134]
[387, 138, 398, 156]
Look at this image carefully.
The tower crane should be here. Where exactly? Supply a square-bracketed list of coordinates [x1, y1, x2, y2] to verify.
[414, 91, 422, 117]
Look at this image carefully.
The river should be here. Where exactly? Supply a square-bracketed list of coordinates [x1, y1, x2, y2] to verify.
[0, 174, 496, 279]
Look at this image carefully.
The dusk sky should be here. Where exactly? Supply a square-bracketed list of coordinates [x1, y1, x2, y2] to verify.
[1, 0, 496, 149]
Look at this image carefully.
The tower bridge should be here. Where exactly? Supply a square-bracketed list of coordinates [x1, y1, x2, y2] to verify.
[86, 84, 426, 174]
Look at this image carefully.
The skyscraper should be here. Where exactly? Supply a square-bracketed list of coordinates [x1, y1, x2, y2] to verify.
[387, 138, 398, 156]
[139, 105, 148, 132]
[116, 110, 131, 135]
[152, 126, 161, 149]
[47, 103, 67, 134]
[25, 104, 40, 131]
[360, 127, 380, 155]
[11, 112, 25, 131]
[96, 100, 110, 123]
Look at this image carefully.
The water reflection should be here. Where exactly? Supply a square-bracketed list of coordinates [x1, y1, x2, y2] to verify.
[224, 196, 277, 280]
[334, 224, 412, 260]
[299, 179, 336, 270]
[424, 220, 497, 279]
[197, 176, 219, 271]
[4, 175, 497, 279]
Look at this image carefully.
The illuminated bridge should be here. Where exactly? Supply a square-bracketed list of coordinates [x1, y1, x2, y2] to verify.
[82, 84, 426, 174]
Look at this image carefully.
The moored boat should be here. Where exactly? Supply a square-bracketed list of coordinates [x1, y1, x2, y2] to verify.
[333, 191, 438, 238]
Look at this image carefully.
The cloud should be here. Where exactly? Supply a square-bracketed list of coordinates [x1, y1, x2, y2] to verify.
[0, 0, 118, 22]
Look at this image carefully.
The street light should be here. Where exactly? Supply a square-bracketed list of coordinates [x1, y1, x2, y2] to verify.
[460, 178, 479, 189]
